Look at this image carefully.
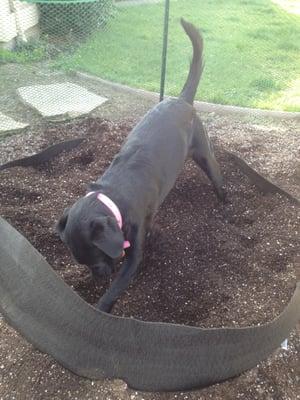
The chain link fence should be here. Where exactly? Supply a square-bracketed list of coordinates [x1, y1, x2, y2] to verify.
[0, 0, 299, 134]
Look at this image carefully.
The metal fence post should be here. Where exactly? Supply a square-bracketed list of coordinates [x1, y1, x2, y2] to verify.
[159, 0, 170, 102]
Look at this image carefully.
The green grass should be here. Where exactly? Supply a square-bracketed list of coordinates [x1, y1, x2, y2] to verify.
[55, 0, 299, 110]
[0, 41, 47, 64]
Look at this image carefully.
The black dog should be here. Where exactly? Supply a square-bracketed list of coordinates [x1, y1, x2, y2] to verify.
[56, 19, 225, 313]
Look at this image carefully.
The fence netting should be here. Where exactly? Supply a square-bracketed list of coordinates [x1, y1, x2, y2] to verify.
[0, 0, 299, 134]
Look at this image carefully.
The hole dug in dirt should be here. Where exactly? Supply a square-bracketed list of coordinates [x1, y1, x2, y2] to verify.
[68, 151, 95, 168]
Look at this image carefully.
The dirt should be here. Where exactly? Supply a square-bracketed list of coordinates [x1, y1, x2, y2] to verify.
[0, 116, 299, 400]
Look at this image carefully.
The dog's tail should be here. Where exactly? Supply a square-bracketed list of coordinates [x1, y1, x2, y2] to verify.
[179, 18, 204, 105]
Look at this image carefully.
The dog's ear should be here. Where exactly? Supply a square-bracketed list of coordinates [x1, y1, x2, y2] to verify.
[56, 207, 70, 241]
[90, 216, 124, 258]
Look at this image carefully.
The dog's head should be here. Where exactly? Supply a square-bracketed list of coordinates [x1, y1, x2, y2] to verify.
[56, 196, 125, 277]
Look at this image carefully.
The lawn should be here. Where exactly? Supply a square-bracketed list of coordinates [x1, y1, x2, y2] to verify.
[57, 0, 300, 111]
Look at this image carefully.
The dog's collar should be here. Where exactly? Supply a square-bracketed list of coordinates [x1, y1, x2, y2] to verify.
[85, 192, 130, 252]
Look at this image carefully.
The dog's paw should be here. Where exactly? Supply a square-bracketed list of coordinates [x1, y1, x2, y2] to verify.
[217, 186, 227, 203]
[95, 299, 113, 313]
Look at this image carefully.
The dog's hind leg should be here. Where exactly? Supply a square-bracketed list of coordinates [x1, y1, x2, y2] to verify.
[191, 114, 226, 201]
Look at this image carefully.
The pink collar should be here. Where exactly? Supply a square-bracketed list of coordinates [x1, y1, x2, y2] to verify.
[86, 192, 130, 251]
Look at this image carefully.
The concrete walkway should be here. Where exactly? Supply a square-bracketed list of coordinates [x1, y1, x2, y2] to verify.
[0, 112, 28, 134]
[17, 82, 107, 119]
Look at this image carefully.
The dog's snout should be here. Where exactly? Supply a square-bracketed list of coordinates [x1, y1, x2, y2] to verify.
[90, 264, 112, 280]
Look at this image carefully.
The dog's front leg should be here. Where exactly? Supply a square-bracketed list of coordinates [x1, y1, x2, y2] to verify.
[96, 229, 143, 313]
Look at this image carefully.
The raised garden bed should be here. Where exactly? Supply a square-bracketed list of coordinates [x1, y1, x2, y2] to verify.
[1, 117, 298, 325]
[0, 116, 299, 398]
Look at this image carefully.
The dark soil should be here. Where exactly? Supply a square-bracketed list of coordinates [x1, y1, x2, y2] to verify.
[0, 117, 299, 399]
[1, 117, 299, 325]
